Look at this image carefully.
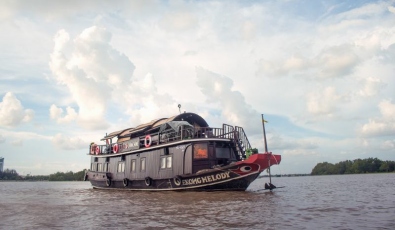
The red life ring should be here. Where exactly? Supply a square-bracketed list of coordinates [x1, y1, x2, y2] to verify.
[90, 145, 96, 154]
[144, 135, 152, 147]
[113, 144, 119, 153]
[95, 146, 100, 155]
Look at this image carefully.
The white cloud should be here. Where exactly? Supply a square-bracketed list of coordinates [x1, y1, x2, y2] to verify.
[381, 139, 395, 150]
[11, 139, 23, 146]
[389, 6, 395, 14]
[268, 134, 319, 156]
[0, 130, 51, 142]
[360, 100, 395, 137]
[160, 11, 198, 32]
[270, 134, 318, 150]
[306, 87, 343, 117]
[0, 134, 5, 143]
[49, 26, 179, 130]
[359, 77, 386, 97]
[49, 27, 132, 130]
[0, 92, 34, 127]
[52, 133, 87, 150]
[282, 149, 319, 156]
[195, 67, 261, 134]
[378, 100, 395, 120]
[257, 44, 360, 79]
[1, 0, 395, 175]
[49, 104, 78, 123]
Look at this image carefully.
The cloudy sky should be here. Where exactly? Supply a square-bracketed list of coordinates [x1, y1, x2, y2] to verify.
[1, 0, 394, 175]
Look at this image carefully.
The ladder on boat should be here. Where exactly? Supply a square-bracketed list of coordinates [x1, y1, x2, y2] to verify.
[222, 124, 251, 160]
[234, 126, 251, 159]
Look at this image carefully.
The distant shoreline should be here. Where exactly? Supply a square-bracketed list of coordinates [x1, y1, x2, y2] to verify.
[259, 171, 394, 178]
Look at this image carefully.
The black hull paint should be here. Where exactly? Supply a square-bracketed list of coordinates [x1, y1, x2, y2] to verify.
[88, 171, 259, 191]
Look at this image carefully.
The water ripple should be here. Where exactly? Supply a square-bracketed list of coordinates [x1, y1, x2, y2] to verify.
[0, 174, 394, 229]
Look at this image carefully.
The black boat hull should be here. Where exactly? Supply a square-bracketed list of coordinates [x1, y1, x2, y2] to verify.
[88, 171, 259, 191]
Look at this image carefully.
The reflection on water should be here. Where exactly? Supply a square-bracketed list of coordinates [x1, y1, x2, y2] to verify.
[0, 174, 394, 229]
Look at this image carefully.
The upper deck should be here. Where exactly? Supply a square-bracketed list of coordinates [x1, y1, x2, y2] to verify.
[88, 112, 251, 159]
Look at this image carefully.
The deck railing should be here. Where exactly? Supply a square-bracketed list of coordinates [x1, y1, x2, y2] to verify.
[89, 124, 251, 157]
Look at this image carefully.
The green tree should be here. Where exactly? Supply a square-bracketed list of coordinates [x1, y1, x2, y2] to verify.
[311, 158, 395, 175]
[48, 169, 87, 181]
[0, 168, 20, 180]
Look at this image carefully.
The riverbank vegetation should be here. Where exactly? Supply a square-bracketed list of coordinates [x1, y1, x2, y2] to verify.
[311, 158, 395, 175]
[0, 169, 87, 181]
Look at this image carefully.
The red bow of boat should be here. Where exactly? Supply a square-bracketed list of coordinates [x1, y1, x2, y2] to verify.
[237, 152, 281, 173]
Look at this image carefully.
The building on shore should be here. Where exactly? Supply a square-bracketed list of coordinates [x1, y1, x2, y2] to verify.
[0, 157, 4, 172]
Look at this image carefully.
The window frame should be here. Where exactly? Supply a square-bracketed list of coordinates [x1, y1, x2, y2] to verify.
[140, 157, 146, 172]
[131, 159, 136, 172]
[160, 155, 172, 169]
[103, 162, 109, 172]
[193, 143, 208, 159]
[91, 163, 97, 171]
[117, 161, 125, 173]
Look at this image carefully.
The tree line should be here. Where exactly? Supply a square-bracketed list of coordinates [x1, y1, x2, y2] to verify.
[0, 169, 87, 181]
[311, 158, 395, 175]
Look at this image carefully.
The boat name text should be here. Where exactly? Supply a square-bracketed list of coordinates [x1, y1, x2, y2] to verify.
[182, 172, 231, 186]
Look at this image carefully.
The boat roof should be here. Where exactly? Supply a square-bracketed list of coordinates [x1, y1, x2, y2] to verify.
[101, 112, 209, 140]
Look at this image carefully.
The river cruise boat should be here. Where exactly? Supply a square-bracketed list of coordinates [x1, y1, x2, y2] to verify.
[85, 112, 281, 191]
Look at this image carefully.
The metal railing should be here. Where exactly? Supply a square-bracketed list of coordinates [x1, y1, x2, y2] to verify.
[89, 124, 251, 156]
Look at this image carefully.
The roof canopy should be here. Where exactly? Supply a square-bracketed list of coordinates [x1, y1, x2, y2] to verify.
[101, 112, 209, 140]
[158, 121, 193, 133]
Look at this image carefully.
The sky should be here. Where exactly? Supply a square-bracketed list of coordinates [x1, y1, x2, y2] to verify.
[0, 0, 394, 175]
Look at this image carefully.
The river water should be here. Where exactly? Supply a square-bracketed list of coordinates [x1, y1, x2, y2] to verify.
[0, 174, 394, 229]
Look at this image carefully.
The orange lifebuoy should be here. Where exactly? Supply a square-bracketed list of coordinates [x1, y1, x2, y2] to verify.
[95, 146, 100, 155]
[113, 144, 119, 153]
[144, 135, 152, 147]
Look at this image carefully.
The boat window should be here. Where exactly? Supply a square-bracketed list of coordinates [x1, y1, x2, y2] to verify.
[160, 157, 166, 169]
[97, 163, 102, 172]
[216, 148, 230, 158]
[117, 162, 125, 172]
[160, 156, 172, 169]
[193, 143, 208, 159]
[167, 156, 172, 168]
[140, 158, 146, 171]
[91, 163, 97, 171]
[103, 163, 109, 172]
[131, 159, 136, 172]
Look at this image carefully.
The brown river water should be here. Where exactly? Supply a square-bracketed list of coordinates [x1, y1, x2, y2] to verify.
[0, 174, 394, 229]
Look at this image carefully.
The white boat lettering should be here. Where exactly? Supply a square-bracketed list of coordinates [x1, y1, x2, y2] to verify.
[182, 172, 231, 186]
[176, 145, 187, 150]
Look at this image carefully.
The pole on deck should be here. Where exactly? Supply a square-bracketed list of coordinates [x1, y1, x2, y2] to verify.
[262, 114, 272, 190]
